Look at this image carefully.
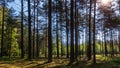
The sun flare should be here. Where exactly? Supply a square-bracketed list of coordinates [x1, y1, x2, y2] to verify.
[101, 0, 111, 5]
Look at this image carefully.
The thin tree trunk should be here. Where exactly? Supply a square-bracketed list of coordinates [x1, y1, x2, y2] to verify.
[60, 24, 63, 57]
[65, 0, 69, 58]
[75, 0, 78, 60]
[48, 0, 52, 62]
[70, 0, 75, 63]
[56, 0, 59, 58]
[56, 18, 59, 58]
[119, 31, 120, 53]
[111, 30, 114, 57]
[104, 31, 108, 56]
[87, 0, 92, 60]
[36, 2, 39, 58]
[33, 0, 36, 59]
[93, 0, 96, 63]
[45, 31, 47, 58]
[21, 0, 24, 58]
[28, 0, 32, 59]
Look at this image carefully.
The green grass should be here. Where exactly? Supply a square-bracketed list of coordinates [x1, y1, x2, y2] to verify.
[0, 55, 120, 68]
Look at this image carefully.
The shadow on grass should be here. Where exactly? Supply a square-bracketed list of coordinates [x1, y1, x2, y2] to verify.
[52, 62, 105, 68]
[33, 61, 87, 68]
[0, 56, 20, 61]
[30, 61, 49, 68]
[50, 60, 120, 68]
[110, 57, 120, 65]
[1, 56, 120, 68]
[52, 61, 87, 68]
[0, 56, 22, 64]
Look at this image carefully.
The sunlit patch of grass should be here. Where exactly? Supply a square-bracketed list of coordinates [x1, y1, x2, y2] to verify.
[0, 64, 20, 68]
[96, 55, 112, 62]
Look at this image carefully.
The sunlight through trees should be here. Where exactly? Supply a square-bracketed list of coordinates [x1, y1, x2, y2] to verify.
[0, 0, 120, 68]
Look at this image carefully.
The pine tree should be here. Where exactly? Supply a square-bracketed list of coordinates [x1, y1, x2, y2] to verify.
[28, 0, 32, 59]
[48, 0, 52, 62]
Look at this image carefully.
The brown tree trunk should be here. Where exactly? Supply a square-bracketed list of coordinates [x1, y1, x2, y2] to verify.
[75, 0, 78, 60]
[110, 30, 114, 57]
[36, 2, 39, 58]
[56, 0, 59, 58]
[28, 0, 32, 59]
[104, 31, 108, 56]
[70, 0, 75, 63]
[65, 0, 69, 58]
[33, 0, 36, 59]
[48, 0, 52, 62]
[21, 0, 24, 58]
[87, 0, 92, 60]
[93, 0, 96, 63]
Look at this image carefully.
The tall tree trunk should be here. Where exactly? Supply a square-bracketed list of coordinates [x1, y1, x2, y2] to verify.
[110, 30, 114, 57]
[60, 24, 63, 57]
[45, 31, 47, 58]
[28, 0, 32, 59]
[33, 0, 36, 59]
[70, 0, 75, 63]
[119, 31, 120, 53]
[65, 0, 69, 58]
[85, 0, 88, 57]
[36, 2, 39, 58]
[75, 0, 78, 60]
[87, 0, 92, 60]
[1, 0, 5, 57]
[104, 31, 108, 56]
[48, 0, 52, 62]
[58, 0, 63, 57]
[56, 16, 59, 58]
[93, 0, 96, 63]
[55, 0, 59, 58]
[102, 32, 104, 55]
[21, 0, 24, 58]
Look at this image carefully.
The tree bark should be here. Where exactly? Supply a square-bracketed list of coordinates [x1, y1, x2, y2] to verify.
[48, 0, 52, 62]
[70, 0, 75, 63]
[21, 0, 24, 58]
[93, 0, 96, 63]
[65, 0, 69, 58]
[28, 0, 32, 59]
[36, 2, 39, 58]
[33, 0, 36, 59]
[104, 31, 108, 56]
[87, 0, 92, 60]
[75, 0, 78, 60]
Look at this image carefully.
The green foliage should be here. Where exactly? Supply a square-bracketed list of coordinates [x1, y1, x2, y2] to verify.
[0, 6, 20, 56]
[11, 28, 20, 56]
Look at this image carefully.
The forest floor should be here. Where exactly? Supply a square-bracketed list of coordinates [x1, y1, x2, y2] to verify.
[0, 55, 120, 68]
